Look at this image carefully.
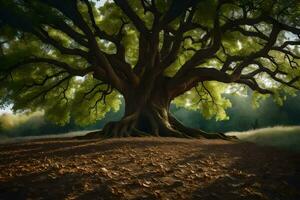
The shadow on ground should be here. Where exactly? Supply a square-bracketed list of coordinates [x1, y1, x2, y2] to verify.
[0, 137, 299, 200]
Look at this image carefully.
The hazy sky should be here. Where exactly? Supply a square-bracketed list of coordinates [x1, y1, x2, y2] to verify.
[95, 0, 106, 7]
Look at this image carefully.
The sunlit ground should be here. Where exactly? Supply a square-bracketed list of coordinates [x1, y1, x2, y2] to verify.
[0, 137, 299, 200]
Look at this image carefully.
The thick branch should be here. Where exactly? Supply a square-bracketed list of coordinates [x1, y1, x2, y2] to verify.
[231, 24, 281, 77]
[35, 28, 89, 58]
[168, 68, 235, 98]
[114, 0, 149, 37]
[242, 60, 300, 90]
[235, 79, 273, 94]
[50, 21, 89, 47]
[1, 57, 93, 78]
[173, 2, 224, 79]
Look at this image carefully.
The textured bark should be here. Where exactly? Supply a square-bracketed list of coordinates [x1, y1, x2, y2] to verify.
[89, 85, 236, 139]
[101, 83, 177, 137]
[77, 75, 237, 139]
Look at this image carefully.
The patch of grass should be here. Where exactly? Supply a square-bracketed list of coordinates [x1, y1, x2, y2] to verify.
[227, 126, 300, 152]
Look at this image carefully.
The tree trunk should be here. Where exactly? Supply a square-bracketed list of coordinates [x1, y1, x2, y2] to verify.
[79, 78, 236, 139]
[91, 87, 235, 139]
[101, 87, 181, 137]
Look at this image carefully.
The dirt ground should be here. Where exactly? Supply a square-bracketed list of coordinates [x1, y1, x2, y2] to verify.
[0, 137, 299, 200]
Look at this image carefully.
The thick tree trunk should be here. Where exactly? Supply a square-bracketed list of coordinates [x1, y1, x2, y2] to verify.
[87, 88, 235, 140]
[101, 87, 181, 137]
[80, 78, 236, 139]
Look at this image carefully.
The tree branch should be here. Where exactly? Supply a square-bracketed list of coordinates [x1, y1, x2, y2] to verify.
[114, 0, 149, 37]
[1, 57, 93, 80]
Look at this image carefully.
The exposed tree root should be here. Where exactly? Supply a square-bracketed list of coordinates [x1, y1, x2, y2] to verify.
[76, 114, 237, 140]
[169, 116, 238, 140]
[103, 113, 158, 137]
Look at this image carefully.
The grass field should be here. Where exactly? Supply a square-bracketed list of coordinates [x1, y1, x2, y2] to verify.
[227, 126, 300, 152]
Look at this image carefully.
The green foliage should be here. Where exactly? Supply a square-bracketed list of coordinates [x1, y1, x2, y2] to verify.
[71, 75, 121, 126]
[167, 0, 299, 120]
[193, 0, 217, 28]
[98, 2, 125, 35]
[0, 0, 299, 125]
[251, 91, 270, 108]
[0, 111, 43, 131]
[173, 81, 232, 121]
[121, 28, 139, 66]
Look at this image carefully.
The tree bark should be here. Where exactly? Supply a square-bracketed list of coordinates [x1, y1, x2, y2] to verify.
[82, 84, 236, 140]
[101, 85, 182, 137]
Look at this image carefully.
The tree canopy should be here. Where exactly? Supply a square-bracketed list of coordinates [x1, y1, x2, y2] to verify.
[0, 0, 299, 137]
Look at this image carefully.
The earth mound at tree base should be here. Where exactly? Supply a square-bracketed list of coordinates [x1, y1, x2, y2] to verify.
[0, 137, 299, 200]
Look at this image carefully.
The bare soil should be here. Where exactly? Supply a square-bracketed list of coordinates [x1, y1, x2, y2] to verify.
[0, 137, 299, 200]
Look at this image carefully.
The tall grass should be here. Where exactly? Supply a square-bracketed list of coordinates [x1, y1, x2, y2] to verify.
[227, 126, 300, 152]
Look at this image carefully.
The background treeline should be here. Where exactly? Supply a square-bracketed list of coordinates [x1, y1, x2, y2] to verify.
[1, 93, 300, 137]
[0, 107, 124, 137]
[172, 93, 300, 132]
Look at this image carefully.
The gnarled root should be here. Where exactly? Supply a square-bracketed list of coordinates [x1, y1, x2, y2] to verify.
[102, 113, 139, 137]
[76, 113, 238, 140]
[169, 116, 238, 140]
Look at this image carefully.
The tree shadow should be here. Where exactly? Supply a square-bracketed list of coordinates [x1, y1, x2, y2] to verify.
[178, 142, 300, 200]
[0, 137, 195, 160]
[0, 138, 299, 199]
[0, 168, 120, 200]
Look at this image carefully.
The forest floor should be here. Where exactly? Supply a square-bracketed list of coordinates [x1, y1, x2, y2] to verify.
[0, 137, 299, 200]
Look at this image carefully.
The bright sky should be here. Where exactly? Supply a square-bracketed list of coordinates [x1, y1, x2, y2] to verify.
[95, 0, 106, 7]
[0, 105, 13, 115]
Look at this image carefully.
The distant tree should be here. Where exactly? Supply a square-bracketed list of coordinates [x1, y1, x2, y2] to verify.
[0, 0, 299, 138]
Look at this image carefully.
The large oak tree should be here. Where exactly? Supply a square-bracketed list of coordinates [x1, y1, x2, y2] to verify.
[0, 0, 299, 138]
